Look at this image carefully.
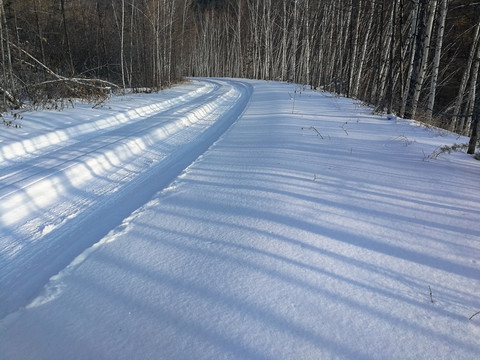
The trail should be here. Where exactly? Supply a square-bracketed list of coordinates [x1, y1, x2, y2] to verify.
[0, 78, 252, 319]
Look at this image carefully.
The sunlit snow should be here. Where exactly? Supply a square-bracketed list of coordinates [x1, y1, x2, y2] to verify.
[0, 79, 479, 360]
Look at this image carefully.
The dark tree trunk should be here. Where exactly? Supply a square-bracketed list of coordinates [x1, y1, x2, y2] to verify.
[467, 77, 480, 154]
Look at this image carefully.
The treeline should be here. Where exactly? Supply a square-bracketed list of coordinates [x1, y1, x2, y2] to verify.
[1, 0, 480, 147]
[0, 0, 184, 106]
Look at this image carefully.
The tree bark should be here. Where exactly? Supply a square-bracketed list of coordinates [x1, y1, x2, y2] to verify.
[426, 0, 448, 122]
[467, 76, 480, 154]
[0, 0, 17, 108]
[400, 0, 420, 117]
[120, 0, 126, 90]
[464, 34, 480, 134]
[386, 0, 398, 114]
[451, 16, 480, 132]
[352, 2, 374, 98]
[281, 0, 287, 81]
[60, 0, 74, 74]
[408, 0, 437, 119]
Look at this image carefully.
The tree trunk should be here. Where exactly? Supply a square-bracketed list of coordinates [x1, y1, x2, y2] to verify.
[236, 0, 243, 78]
[0, 0, 17, 108]
[347, 0, 358, 98]
[281, 0, 287, 80]
[464, 36, 480, 134]
[60, 0, 74, 74]
[426, 0, 447, 122]
[400, 0, 420, 117]
[352, 2, 374, 98]
[120, 0, 126, 90]
[129, 0, 135, 88]
[454, 16, 480, 132]
[33, 0, 46, 66]
[292, 0, 298, 83]
[408, 0, 437, 119]
[304, 0, 311, 86]
[386, 0, 398, 114]
[467, 76, 480, 154]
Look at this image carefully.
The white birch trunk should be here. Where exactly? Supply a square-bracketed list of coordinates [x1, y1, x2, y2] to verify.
[377, 2, 395, 108]
[304, 0, 311, 86]
[426, 0, 447, 121]
[281, 0, 287, 80]
[353, 3, 374, 98]
[120, 0, 126, 90]
[292, 0, 298, 83]
[400, 0, 420, 117]
[236, 0, 243, 77]
[451, 15, 480, 131]
[409, 0, 438, 119]
[464, 38, 480, 133]
[347, 0, 361, 97]
[128, 0, 135, 88]
[167, 0, 175, 84]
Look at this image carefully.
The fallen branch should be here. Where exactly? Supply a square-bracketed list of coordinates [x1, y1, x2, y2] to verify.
[11, 42, 61, 79]
[11, 42, 120, 92]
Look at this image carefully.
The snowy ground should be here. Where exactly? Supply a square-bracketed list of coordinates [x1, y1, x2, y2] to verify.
[1, 78, 479, 359]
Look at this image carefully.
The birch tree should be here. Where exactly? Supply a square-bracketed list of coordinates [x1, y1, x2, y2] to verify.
[352, 2, 374, 98]
[281, 0, 288, 81]
[408, 0, 438, 119]
[467, 76, 480, 154]
[291, 0, 298, 83]
[120, 0, 126, 90]
[385, 0, 399, 113]
[0, 0, 17, 109]
[400, 0, 420, 117]
[60, 0, 74, 74]
[463, 34, 480, 134]
[452, 15, 480, 132]
[426, 0, 448, 122]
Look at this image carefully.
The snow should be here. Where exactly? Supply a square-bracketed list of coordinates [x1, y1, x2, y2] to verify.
[1, 78, 479, 359]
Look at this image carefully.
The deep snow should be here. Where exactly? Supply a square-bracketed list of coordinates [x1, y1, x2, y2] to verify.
[0, 79, 479, 359]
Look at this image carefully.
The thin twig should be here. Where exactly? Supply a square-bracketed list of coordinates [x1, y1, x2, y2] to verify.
[429, 285, 434, 303]
[469, 311, 480, 320]
[309, 126, 323, 139]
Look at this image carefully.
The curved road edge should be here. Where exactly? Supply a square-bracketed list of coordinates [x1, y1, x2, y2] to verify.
[0, 78, 253, 320]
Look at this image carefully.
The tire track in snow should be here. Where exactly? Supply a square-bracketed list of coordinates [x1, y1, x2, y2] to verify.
[0, 81, 227, 197]
[0, 78, 252, 319]
[0, 81, 216, 164]
[0, 81, 218, 184]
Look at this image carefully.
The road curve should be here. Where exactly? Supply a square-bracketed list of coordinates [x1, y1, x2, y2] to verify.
[0, 78, 252, 319]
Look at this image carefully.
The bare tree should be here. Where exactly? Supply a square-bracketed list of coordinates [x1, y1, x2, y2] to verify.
[408, 0, 438, 119]
[451, 16, 480, 132]
[464, 31, 480, 134]
[400, 0, 421, 117]
[0, 0, 17, 109]
[467, 76, 480, 154]
[60, 0, 74, 74]
[426, 0, 448, 122]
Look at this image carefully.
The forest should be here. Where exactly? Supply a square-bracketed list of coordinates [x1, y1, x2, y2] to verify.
[1, 0, 479, 152]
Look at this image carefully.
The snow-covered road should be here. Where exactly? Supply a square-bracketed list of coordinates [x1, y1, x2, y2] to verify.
[0, 79, 251, 319]
[1, 79, 480, 359]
